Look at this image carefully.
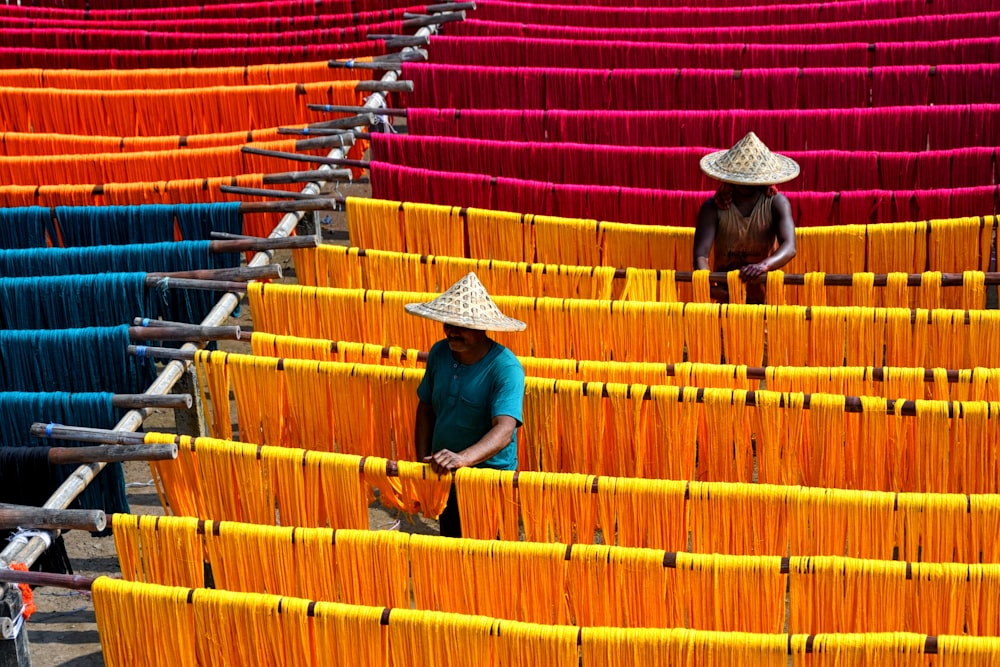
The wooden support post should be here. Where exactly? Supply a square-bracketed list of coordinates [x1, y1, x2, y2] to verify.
[174, 364, 208, 439]
[0, 582, 28, 665]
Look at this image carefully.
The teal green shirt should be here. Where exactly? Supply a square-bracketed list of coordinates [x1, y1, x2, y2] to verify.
[417, 339, 525, 470]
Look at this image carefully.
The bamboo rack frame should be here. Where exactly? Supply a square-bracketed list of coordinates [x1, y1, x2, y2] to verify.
[0, 22, 439, 574]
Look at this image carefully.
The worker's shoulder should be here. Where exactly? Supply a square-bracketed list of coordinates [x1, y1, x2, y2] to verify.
[489, 343, 524, 371]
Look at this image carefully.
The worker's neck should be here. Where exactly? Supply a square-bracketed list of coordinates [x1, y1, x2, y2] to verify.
[449, 338, 493, 366]
[731, 185, 764, 202]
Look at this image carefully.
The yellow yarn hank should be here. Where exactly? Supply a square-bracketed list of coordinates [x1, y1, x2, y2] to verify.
[112, 514, 204, 588]
[962, 270, 987, 310]
[919, 270, 942, 310]
[673, 552, 785, 632]
[803, 271, 827, 306]
[688, 481, 790, 556]
[765, 269, 786, 305]
[91, 578, 196, 666]
[692, 269, 712, 303]
[454, 467, 519, 541]
[726, 269, 747, 305]
[851, 271, 875, 307]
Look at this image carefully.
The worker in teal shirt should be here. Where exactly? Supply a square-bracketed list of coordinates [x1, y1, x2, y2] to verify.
[406, 272, 526, 537]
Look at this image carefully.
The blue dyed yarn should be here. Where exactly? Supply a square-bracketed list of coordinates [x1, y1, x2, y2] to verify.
[174, 202, 243, 240]
[0, 392, 128, 515]
[0, 242, 238, 323]
[0, 272, 234, 328]
[0, 325, 155, 393]
[0, 207, 50, 249]
[0, 273, 158, 329]
[54, 203, 243, 247]
[0, 240, 235, 277]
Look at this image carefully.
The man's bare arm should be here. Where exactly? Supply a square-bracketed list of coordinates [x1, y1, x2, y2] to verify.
[692, 198, 719, 271]
[740, 193, 797, 281]
[423, 415, 518, 474]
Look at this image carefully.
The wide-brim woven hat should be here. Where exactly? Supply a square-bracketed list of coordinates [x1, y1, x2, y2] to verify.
[700, 131, 800, 186]
[404, 272, 527, 332]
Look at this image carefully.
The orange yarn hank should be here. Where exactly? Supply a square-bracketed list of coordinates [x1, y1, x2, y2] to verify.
[8, 563, 36, 620]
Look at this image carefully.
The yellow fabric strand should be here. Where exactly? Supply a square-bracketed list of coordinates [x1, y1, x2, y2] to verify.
[852, 271, 875, 307]
[692, 269, 712, 303]
[766, 270, 786, 305]
[804, 271, 827, 306]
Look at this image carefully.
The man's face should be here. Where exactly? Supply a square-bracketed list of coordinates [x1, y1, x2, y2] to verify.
[443, 323, 486, 353]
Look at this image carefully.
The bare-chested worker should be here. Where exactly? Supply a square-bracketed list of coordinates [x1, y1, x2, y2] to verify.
[692, 132, 800, 304]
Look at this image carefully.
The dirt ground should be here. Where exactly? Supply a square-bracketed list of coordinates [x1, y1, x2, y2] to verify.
[23, 178, 437, 666]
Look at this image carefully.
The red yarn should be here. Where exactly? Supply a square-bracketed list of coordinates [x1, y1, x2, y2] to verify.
[8, 563, 36, 620]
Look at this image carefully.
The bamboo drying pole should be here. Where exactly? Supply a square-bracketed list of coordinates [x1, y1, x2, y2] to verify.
[328, 49, 428, 70]
[0, 506, 105, 533]
[423, 1, 477, 11]
[237, 199, 343, 214]
[309, 104, 407, 117]
[128, 324, 242, 342]
[228, 184, 330, 200]
[291, 133, 354, 150]
[399, 10, 466, 29]
[312, 104, 408, 116]
[355, 80, 414, 93]
[33, 444, 177, 465]
[278, 127, 358, 137]
[110, 394, 192, 410]
[306, 113, 377, 130]
[0, 22, 442, 574]
[263, 169, 354, 184]
[125, 342, 978, 384]
[144, 276, 253, 293]
[337, 248, 1000, 287]
[30, 425, 147, 447]
[131, 317, 225, 328]
[239, 146, 369, 169]
[372, 35, 429, 50]
[145, 265, 281, 281]
[0, 569, 950, 656]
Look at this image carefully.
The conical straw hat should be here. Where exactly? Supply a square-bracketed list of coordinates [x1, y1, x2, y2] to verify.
[700, 132, 800, 186]
[405, 272, 527, 332]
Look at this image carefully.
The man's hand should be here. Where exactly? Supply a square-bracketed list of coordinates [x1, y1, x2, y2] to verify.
[740, 262, 770, 282]
[423, 449, 468, 475]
